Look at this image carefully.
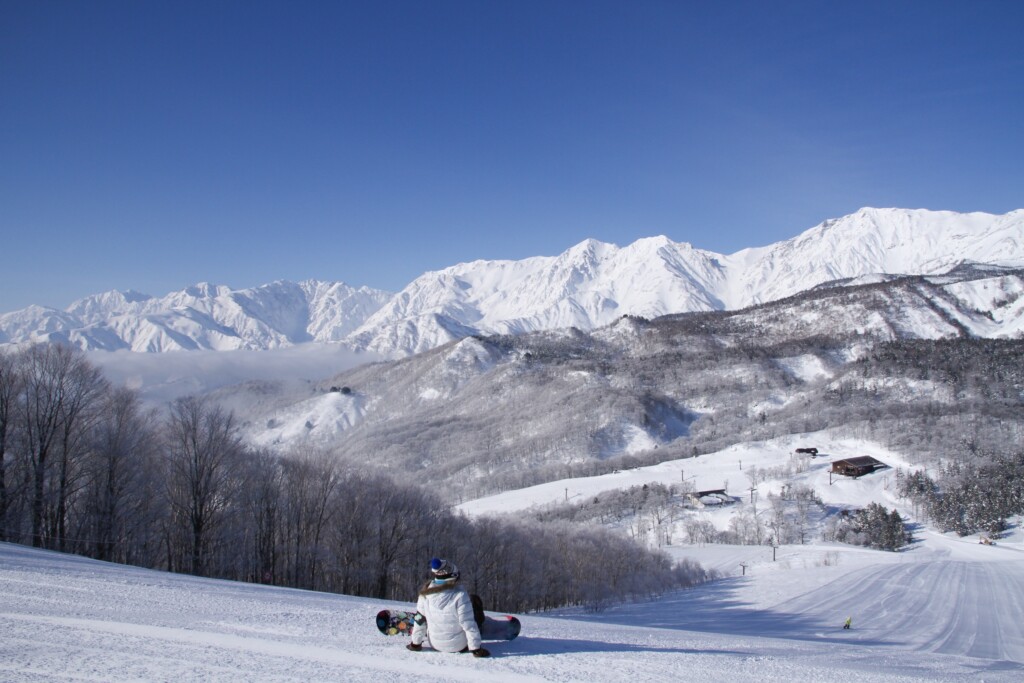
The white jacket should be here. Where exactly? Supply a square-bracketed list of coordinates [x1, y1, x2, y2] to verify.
[410, 581, 482, 653]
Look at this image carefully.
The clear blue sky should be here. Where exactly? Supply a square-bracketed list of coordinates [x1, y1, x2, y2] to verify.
[2, 0, 1022, 312]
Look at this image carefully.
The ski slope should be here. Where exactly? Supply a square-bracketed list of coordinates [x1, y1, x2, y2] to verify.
[3, 433, 1023, 681]
[3, 521, 1023, 682]
[456, 435, 916, 518]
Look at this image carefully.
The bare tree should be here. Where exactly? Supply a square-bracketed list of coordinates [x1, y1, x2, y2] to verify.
[19, 344, 106, 548]
[0, 350, 24, 541]
[80, 386, 157, 562]
[370, 481, 432, 600]
[163, 396, 245, 576]
[279, 449, 341, 589]
[53, 350, 108, 550]
[240, 449, 284, 584]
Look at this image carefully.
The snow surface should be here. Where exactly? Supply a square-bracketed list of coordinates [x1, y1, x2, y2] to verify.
[4, 533, 1023, 682]
[4, 434, 1024, 681]
[457, 434, 911, 517]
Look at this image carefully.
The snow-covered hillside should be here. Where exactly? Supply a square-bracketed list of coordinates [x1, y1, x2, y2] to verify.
[2, 208, 1022, 357]
[3, 433, 1023, 681]
[457, 434, 908, 517]
[211, 265, 1024, 494]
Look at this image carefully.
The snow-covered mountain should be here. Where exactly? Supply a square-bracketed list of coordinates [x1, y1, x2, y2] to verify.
[349, 208, 1024, 355]
[2, 208, 1022, 356]
[0, 281, 393, 352]
[214, 264, 1024, 502]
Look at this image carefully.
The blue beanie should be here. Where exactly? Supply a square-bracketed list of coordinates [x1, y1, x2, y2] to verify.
[430, 557, 458, 580]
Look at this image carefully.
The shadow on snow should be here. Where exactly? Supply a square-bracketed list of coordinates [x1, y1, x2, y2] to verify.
[498, 636, 747, 659]
[547, 577, 899, 648]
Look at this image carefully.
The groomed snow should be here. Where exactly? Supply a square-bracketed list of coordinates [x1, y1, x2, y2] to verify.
[4, 429, 1024, 682]
[3, 530, 1023, 681]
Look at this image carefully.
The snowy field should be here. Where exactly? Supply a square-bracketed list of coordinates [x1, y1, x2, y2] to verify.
[457, 434, 915, 519]
[3, 528, 1023, 681]
[3, 435, 1024, 681]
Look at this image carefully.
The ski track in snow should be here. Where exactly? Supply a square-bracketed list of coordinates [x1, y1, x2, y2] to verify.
[4, 434, 1024, 681]
[3, 535, 1024, 682]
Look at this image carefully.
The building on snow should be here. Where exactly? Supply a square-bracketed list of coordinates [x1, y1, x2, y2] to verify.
[830, 455, 886, 478]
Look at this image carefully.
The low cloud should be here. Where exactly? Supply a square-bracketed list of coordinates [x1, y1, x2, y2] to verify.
[89, 344, 380, 407]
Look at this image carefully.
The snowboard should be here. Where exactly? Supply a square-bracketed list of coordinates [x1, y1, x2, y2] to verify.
[376, 609, 418, 636]
[480, 613, 521, 641]
[375, 609, 521, 641]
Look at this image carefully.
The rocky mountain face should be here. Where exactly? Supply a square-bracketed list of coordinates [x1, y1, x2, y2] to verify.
[2, 208, 1022, 356]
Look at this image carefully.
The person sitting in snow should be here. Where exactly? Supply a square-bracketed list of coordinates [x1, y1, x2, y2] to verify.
[407, 558, 490, 657]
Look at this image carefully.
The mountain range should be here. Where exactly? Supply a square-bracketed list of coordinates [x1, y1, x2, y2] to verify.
[2, 207, 1022, 356]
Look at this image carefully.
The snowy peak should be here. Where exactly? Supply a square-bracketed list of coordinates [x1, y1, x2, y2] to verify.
[352, 208, 1024, 355]
[722, 208, 1024, 308]
[348, 234, 735, 355]
[66, 289, 153, 322]
[1, 208, 1022, 355]
[0, 305, 82, 344]
[0, 280, 394, 352]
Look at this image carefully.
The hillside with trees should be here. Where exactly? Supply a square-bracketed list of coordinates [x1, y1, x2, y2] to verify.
[3, 269, 1024, 611]
[232, 272, 1024, 510]
[0, 345, 707, 612]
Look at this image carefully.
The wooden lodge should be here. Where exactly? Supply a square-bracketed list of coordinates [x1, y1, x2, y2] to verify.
[831, 455, 886, 478]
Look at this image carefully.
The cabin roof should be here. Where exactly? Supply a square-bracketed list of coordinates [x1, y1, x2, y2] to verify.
[833, 455, 884, 467]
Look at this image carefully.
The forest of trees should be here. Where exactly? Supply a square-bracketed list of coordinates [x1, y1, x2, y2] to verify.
[453, 334, 1024, 529]
[328, 319, 1024, 509]
[823, 502, 912, 551]
[532, 479, 834, 549]
[895, 452, 1024, 537]
[0, 344, 710, 612]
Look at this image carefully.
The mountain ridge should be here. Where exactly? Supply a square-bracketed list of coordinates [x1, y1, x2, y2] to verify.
[2, 207, 1022, 355]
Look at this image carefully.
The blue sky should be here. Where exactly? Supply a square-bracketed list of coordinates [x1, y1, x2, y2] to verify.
[1, 1, 1022, 312]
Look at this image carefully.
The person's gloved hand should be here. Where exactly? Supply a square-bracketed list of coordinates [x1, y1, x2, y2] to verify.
[406, 642, 422, 652]
[471, 647, 491, 658]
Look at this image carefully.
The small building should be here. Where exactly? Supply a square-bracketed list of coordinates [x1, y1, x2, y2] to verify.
[686, 489, 734, 508]
[831, 456, 886, 478]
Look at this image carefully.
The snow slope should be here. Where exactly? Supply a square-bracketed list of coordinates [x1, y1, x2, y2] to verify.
[456, 434, 913, 517]
[3, 434, 1024, 681]
[3, 536, 1022, 682]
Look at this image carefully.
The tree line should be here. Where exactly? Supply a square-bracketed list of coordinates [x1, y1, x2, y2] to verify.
[0, 344, 710, 611]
